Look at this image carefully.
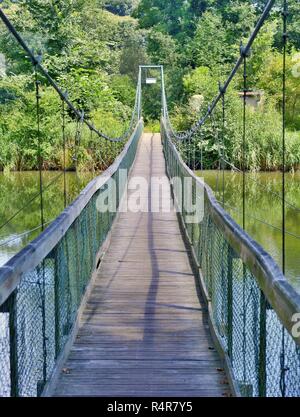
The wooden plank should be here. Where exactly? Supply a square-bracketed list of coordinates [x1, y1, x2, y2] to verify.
[52, 133, 230, 398]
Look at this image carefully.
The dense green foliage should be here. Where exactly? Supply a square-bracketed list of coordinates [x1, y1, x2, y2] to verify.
[0, 0, 143, 171]
[0, 0, 299, 171]
[104, 0, 139, 16]
[134, 0, 300, 171]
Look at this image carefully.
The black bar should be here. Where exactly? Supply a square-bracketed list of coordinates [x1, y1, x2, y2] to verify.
[282, 0, 287, 276]
[9, 292, 19, 397]
[258, 292, 267, 397]
[54, 251, 61, 359]
[62, 100, 67, 208]
[35, 70, 45, 232]
[242, 56, 247, 231]
[227, 248, 233, 360]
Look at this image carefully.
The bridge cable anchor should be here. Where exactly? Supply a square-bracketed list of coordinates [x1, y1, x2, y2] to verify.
[219, 81, 226, 96]
[33, 50, 43, 66]
[80, 110, 85, 123]
[240, 43, 251, 58]
[62, 90, 69, 100]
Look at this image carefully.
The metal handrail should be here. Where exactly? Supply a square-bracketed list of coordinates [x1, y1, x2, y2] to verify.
[161, 118, 300, 344]
[0, 120, 143, 306]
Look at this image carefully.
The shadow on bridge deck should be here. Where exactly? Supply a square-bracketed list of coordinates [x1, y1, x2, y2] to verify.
[52, 133, 230, 397]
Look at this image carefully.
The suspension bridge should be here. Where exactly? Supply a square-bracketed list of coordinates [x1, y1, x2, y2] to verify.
[0, 1, 300, 398]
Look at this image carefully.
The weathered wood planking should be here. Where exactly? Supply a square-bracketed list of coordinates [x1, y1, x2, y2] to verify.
[53, 134, 230, 397]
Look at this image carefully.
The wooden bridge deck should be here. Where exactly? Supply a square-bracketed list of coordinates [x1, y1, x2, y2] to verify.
[53, 133, 229, 397]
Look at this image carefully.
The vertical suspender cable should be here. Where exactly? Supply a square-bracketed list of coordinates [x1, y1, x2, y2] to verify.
[34, 65, 45, 231]
[241, 46, 249, 386]
[34, 62, 47, 386]
[62, 99, 67, 208]
[282, 0, 287, 278]
[221, 86, 226, 208]
[280, 0, 288, 398]
[188, 134, 191, 168]
[138, 67, 142, 120]
[74, 112, 84, 172]
[74, 118, 79, 171]
[193, 136, 196, 172]
[209, 111, 220, 192]
[161, 66, 165, 120]
[200, 136, 203, 173]
[90, 127, 94, 170]
[242, 51, 247, 231]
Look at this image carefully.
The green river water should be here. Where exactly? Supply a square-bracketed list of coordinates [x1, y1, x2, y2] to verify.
[0, 170, 299, 292]
[197, 170, 300, 292]
[0, 171, 94, 267]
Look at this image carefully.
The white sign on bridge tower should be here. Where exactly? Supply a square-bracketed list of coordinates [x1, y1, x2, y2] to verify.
[146, 77, 157, 84]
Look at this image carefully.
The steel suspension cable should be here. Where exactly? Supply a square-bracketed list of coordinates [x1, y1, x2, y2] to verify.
[62, 99, 67, 208]
[34, 65, 45, 232]
[240, 47, 250, 384]
[0, 7, 140, 143]
[175, 113, 300, 217]
[220, 85, 226, 208]
[242, 51, 248, 232]
[0, 219, 54, 249]
[162, 0, 276, 141]
[192, 135, 196, 171]
[0, 6, 142, 240]
[220, 157, 300, 214]
[73, 112, 84, 170]
[208, 109, 222, 192]
[0, 172, 64, 233]
[280, 0, 288, 398]
[218, 200, 300, 242]
[282, 0, 288, 278]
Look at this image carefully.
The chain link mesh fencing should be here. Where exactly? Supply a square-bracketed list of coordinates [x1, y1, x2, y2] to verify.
[0, 122, 142, 397]
[162, 121, 300, 397]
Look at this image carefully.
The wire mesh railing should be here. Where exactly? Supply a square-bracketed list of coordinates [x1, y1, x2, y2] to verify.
[161, 119, 300, 397]
[0, 120, 143, 397]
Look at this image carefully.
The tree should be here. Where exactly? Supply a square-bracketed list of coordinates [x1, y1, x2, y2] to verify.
[104, 0, 139, 16]
[147, 30, 179, 67]
[134, 0, 191, 38]
[119, 25, 149, 80]
[191, 12, 233, 69]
